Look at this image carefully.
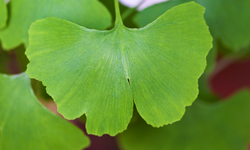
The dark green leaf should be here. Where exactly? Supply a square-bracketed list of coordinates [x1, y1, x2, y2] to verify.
[197, 74, 219, 102]
[0, 0, 112, 50]
[0, 45, 10, 73]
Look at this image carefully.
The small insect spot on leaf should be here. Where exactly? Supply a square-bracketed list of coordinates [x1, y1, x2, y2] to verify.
[127, 78, 130, 85]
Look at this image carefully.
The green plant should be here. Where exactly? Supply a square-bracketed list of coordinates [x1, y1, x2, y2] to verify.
[0, 0, 250, 150]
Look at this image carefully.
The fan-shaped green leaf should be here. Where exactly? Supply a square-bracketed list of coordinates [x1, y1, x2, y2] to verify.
[118, 90, 250, 150]
[134, 0, 250, 52]
[0, 0, 112, 50]
[26, 1, 212, 136]
[0, 0, 7, 29]
[0, 73, 90, 150]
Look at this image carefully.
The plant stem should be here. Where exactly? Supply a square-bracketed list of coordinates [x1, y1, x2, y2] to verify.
[114, 0, 123, 26]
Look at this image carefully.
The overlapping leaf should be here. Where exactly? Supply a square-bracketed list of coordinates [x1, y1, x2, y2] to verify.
[0, 73, 90, 150]
[0, 0, 112, 50]
[134, 0, 250, 52]
[118, 90, 250, 150]
[0, 0, 7, 29]
[26, 2, 212, 136]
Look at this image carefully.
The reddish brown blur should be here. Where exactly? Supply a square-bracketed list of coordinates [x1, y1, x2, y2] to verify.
[211, 56, 250, 99]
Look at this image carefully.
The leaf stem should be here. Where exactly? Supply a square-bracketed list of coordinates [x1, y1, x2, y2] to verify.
[115, 0, 123, 26]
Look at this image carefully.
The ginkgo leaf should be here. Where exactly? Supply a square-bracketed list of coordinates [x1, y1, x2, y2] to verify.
[0, 73, 90, 150]
[134, 0, 250, 52]
[118, 90, 250, 150]
[0, 0, 7, 29]
[26, 1, 212, 136]
[0, 0, 112, 50]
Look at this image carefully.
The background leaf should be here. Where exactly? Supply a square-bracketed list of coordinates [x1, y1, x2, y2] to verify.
[0, 0, 112, 50]
[0, 0, 7, 29]
[0, 73, 90, 150]
[26, 2, 212, 136]
[118, 90, 250, 150]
